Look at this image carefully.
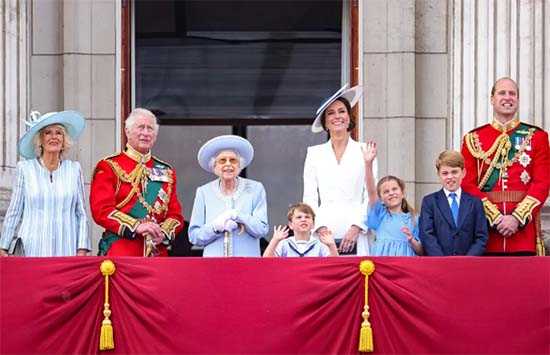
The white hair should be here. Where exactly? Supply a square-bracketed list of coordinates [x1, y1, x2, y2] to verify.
[209, 149, 245, 172]
[125, 108, 159, 133]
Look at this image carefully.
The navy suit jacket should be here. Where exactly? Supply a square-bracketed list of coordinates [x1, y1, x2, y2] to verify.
[419, 189, 488, 256]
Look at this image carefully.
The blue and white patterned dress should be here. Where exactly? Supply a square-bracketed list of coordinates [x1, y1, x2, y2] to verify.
[0, 159, 90, 256]
[366, 200, 419, 256]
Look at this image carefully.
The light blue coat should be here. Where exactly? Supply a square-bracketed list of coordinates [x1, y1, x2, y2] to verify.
[189, 177, 268, 256]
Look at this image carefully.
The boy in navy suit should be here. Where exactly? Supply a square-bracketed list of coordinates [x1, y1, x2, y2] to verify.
[419, 150, 488, 255]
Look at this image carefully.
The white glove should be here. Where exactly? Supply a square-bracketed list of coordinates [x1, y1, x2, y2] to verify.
[212, 209, 239, 233]
[212, 213, 228, 233]
[224, 219, 239, 232]
[226, 209, 238, 220]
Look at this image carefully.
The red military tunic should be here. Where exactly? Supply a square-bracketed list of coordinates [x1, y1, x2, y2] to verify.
[90, 145, 184, 256]
[461, 118, 550, 254]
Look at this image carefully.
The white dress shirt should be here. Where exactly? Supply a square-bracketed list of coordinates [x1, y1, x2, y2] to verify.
[443, 187, 462, 208]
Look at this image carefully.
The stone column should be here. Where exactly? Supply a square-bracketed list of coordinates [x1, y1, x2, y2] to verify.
[363, 0, 418, 202]
[0, 0, 28, 221]
[450, 0, 550, 143]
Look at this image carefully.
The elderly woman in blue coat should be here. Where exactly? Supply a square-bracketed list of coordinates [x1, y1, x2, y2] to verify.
[189, 135, 269, 256]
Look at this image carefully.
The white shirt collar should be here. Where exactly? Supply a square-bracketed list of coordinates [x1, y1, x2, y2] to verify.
[443, 187, 462, 202]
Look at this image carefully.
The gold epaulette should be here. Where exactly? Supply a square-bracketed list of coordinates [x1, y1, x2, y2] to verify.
[92, 153, 122, 178]
[520, 122, 544, 131]
[466, 123, 491, 134]
[482, 198, 503, 226]
[512, 196, 541, 226]
[152, 156, 173, 169]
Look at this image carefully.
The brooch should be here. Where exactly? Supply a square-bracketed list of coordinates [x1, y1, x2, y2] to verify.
[520, 170, 531, 184]
[518, 152, 532, 168]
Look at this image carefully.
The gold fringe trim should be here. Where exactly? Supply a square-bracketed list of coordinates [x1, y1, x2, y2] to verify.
[99, 260, 116, 351]
[511, 196, 541, 226]
[359, 260, 375, 352]
[482, 198, 503, 227]
[160, 218, 181, 240]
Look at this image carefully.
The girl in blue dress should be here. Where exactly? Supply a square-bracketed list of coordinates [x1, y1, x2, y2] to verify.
[363, 142, 423, 256]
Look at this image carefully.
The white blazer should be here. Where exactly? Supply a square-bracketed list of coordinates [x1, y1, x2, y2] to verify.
[303, 137, 377, 256]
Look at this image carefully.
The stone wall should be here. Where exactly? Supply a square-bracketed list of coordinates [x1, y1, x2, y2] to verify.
[362, 0, 448, 206]
[0, 0, 548, 253]
[0, 0, 118, 253]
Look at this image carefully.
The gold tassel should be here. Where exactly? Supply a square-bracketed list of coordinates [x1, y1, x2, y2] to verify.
[99, 260, 116, 351]
[359, 260, 375, 352]
[536, 237, 546, 256]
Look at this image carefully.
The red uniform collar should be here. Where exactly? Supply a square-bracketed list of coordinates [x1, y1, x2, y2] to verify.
[491, 117, 520, 132]
[124, 144, 152, 164]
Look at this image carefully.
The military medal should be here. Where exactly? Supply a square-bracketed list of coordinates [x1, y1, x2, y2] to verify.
[514, 136, 522, 150]
[520, 170, 530, 184]
[519, 152, 531, 167]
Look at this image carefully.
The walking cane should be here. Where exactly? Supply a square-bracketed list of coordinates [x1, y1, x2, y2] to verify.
[223, 230, 232, 256]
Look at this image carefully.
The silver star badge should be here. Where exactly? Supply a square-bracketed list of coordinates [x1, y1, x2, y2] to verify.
[519, 152, 532, 167]
[520, 170, 530, 184]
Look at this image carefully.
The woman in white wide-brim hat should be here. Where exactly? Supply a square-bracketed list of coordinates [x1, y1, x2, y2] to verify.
[189, 135, 268, 256]
[0, 110, 90, 257]
[303, 84, 377, 256]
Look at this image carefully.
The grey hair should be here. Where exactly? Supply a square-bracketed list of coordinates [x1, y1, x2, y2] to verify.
[208, 149, 245, 171]
[125, 108, 159, 133]
[32, 124, 73, 158]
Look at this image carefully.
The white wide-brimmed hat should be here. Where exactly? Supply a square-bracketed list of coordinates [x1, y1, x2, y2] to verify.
[197, 135, 254, 173]
[311, 84, 362, 133]
[18, 110, 86, 159]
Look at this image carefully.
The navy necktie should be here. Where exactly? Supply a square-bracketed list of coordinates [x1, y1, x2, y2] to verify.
[449, 192, 459, 225]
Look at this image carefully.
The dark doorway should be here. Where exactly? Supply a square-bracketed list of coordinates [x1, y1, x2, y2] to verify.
[134, 0, 343, 227]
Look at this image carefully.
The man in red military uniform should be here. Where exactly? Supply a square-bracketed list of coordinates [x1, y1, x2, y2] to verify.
[90, 108, 184, 256]
[461, 78, 550, 255]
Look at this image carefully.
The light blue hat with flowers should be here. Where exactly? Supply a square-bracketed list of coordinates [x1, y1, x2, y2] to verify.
[197, 135, 254, 173]
[18, 110, 86, 159]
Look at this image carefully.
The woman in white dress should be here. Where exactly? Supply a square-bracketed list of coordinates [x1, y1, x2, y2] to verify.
[0, 111, 90, 257]
[303, 85, 376, 256]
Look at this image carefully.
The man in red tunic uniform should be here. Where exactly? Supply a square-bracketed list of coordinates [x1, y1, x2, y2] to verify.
[461, 78, 550, 255]
[90, 108, 184, 256]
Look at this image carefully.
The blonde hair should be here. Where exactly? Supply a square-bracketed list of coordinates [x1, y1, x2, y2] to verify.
[435, 150, 464, 171]
[376, 175, 416, 219]
[287, 202, 316, 222]
[33, 124, 73, 157]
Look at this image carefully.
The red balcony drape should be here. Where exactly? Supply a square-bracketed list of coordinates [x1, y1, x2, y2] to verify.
[1, 257, 548, 354]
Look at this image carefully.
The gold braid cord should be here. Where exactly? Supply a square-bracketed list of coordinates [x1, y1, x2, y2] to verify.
[464, 129, 535, 190]
[99, 260, 116, 351]
[465, 131, 511, 189]
[359, 260, 375, 352]
[105, 159, 169, 216]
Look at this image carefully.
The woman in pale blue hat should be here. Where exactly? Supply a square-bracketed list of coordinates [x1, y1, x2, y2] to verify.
[0, 111, 90, 256]
[189, 135, 268, 256]
[303, 84, 377, 256]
